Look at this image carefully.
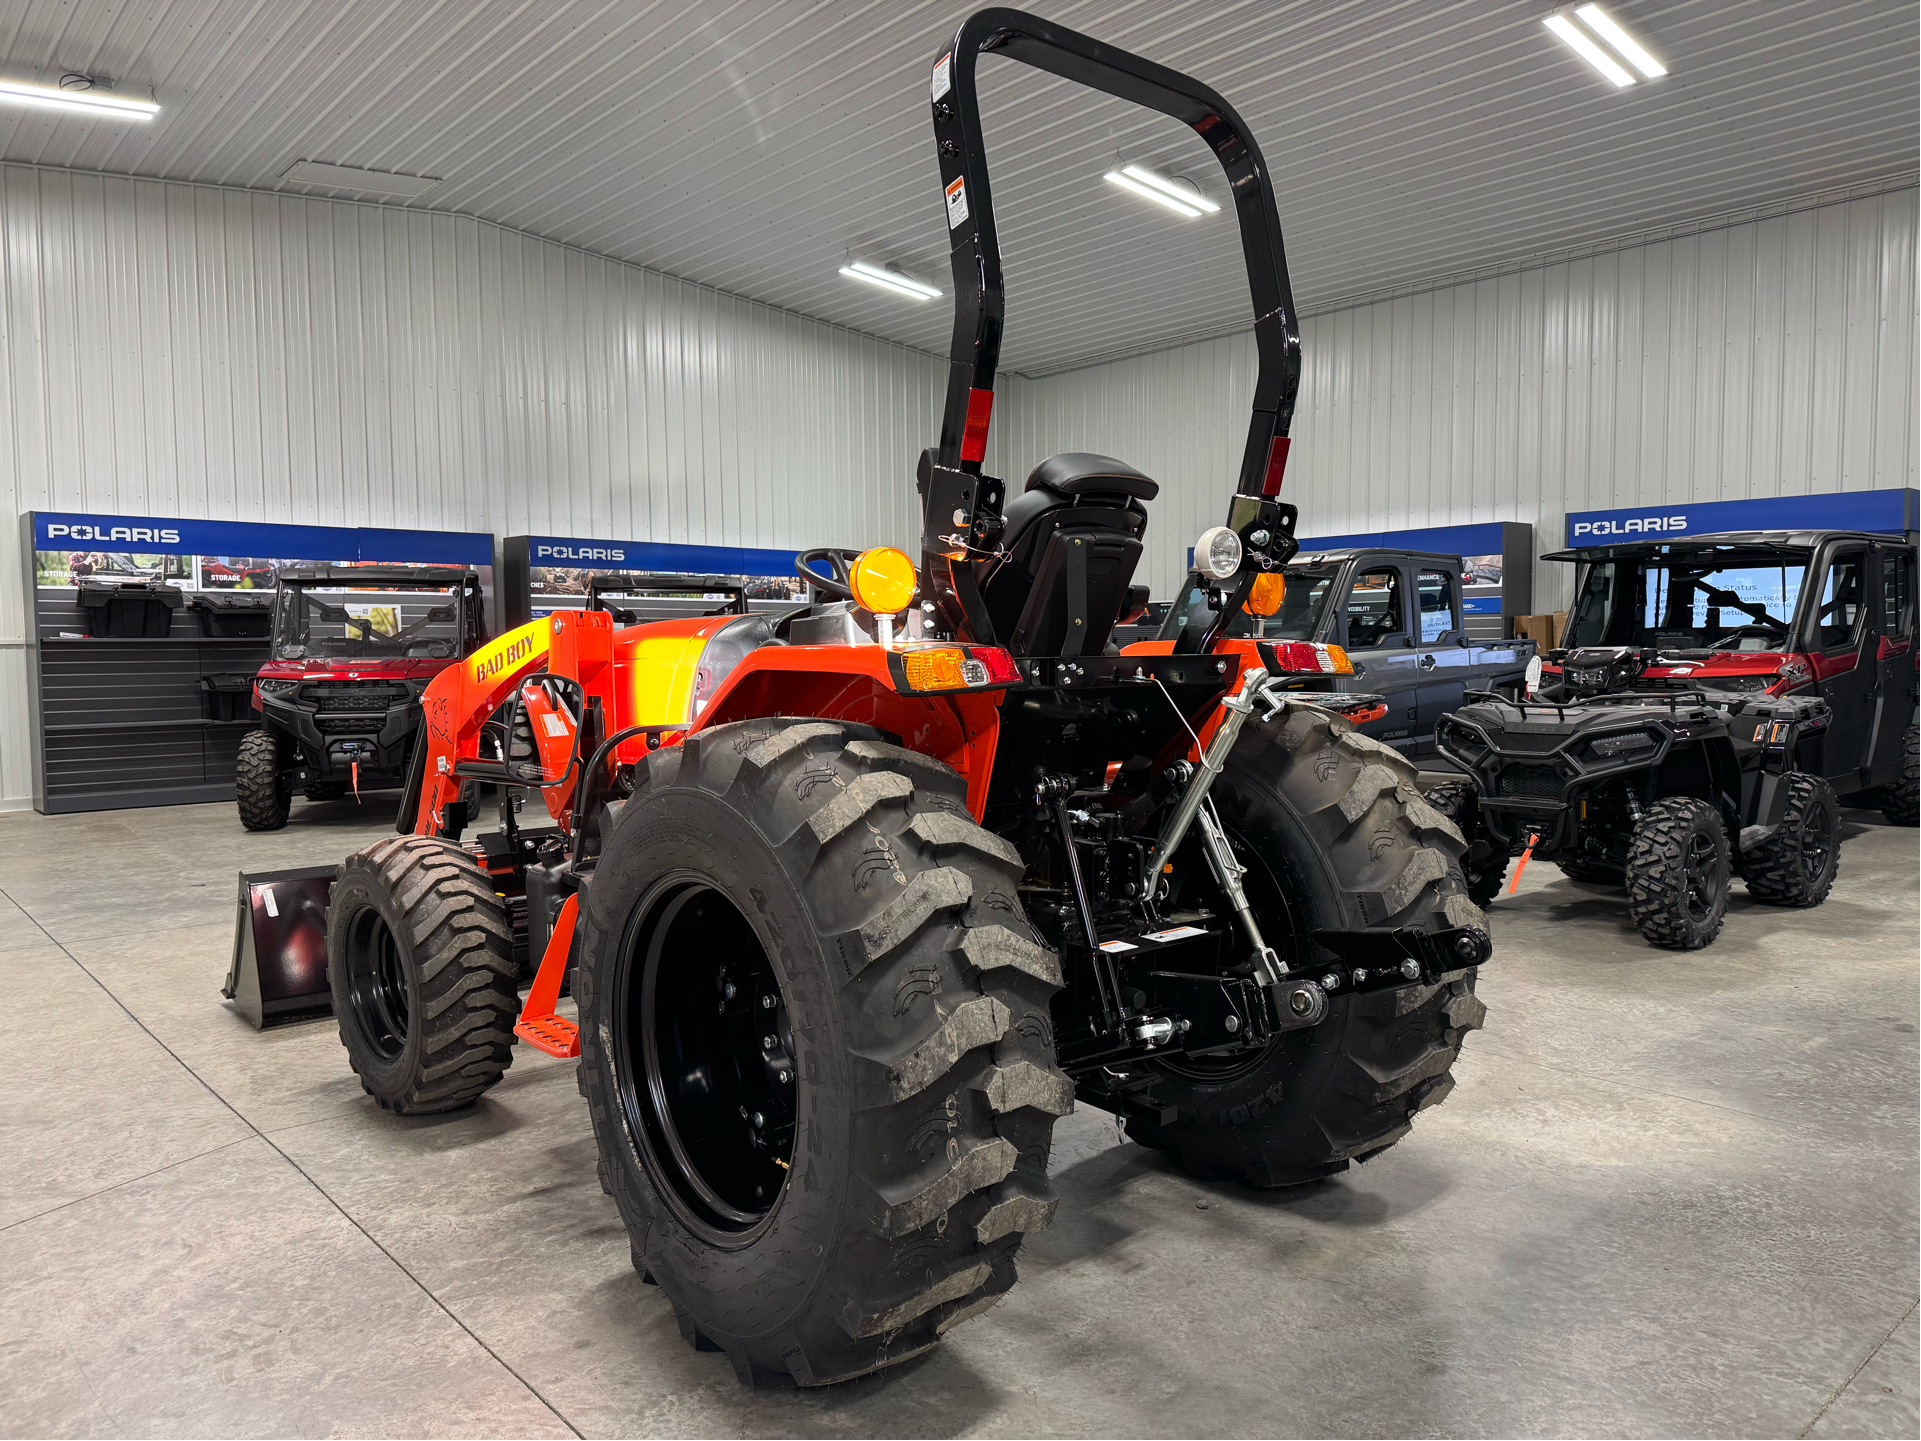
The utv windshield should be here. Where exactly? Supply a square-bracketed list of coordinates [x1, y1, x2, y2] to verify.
[1563, 548, 1814, 654]
[273, 583, 469, 661]
[1157, 566, 1340, 643]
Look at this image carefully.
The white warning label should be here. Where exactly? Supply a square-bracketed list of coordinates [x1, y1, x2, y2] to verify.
[261, 887, 278, 918]
[541, 712, 568, 738]
[931, 52, 952, 101]
[944, 175, 969, 229]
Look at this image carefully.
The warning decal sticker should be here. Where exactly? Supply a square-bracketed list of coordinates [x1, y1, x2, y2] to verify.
[944, 175, 969, 229]
[931, 52, 952, 101]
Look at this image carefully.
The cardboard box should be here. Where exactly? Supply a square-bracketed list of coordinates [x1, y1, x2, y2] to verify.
[1512, 612, 1566, 649]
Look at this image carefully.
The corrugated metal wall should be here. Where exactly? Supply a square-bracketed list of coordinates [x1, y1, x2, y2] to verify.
[0, 162, 990, 809]
[1000, 187, 1920, 611]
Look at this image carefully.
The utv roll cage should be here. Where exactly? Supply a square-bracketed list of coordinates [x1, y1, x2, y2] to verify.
[921, 8, 1303, 651]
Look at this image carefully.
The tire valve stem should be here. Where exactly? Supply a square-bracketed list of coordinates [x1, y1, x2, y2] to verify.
[1508, 832, 1540, 895]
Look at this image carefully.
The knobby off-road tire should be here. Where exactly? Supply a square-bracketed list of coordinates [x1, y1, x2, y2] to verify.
[1422, 778, 1509, 906]
[236, 729, 292, 831]
[1625, 797, 1730, 950]
[328, 836, 519, 1113]
[575, 719, 1071, 1387]
[1123, 702, 1489, 1188]
[1883, 725, 1919, 827]
[1743, 772, 1840, 907]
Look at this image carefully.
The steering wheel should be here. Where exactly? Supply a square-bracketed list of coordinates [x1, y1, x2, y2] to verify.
[1708, 621, 1787, 650]
[796, 547, 861, 601]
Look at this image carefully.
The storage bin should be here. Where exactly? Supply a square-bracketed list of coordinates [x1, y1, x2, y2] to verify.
[200, 674, 258, 722]
[189, 591, 274, 638]
[75, 579, 185, 638]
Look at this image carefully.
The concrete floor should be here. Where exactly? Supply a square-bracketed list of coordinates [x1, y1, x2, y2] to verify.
[1, 789, 1915, 1439]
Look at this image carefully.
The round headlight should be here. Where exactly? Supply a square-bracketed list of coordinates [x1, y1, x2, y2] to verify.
[848, 546, 918, 615]
[1195, 526, 1243, 581]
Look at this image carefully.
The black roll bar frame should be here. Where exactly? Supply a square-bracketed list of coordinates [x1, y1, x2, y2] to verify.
[918, 8, 1304, 648]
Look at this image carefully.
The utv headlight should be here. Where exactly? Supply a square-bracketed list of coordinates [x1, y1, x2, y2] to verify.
[255, 678, 299, 698]
[1589, 731, 1657, 760]
[1194, 525, 1243, 580]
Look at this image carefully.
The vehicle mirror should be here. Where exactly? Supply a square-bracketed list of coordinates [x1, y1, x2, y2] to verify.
[498, 675, 586, 787]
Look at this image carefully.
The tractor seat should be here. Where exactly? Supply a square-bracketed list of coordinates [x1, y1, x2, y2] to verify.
[984, 453, 1157, 657]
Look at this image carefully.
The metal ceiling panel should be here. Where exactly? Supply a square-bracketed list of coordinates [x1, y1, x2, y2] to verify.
[1, 1, 1914, 374]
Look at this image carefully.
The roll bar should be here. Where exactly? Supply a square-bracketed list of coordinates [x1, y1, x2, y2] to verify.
[918, 8, 1304, 644]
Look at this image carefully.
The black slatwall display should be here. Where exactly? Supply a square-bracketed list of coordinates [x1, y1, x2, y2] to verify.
[30, 590, 268, 813]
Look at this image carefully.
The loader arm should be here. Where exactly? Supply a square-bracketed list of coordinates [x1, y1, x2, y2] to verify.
[408, 610, 616, 836]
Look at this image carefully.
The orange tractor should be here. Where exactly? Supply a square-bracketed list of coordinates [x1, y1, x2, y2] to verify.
[321, 8, 1490, 1386]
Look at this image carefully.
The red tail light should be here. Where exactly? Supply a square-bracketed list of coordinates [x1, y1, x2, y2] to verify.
[973, 646, 1020, 683]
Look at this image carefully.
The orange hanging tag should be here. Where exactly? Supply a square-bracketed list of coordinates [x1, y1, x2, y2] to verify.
[351, 760, 361, 803]
[1508, 832, 1540, 894]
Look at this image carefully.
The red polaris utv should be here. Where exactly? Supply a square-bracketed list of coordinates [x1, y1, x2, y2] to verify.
[235, 565, 487, 829]
[311, 10, 1489, 1386]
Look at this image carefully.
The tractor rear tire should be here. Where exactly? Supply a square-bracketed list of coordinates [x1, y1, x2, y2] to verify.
[1422, 778, 1509, 905]
[1743, 772, 1840, 906]
[1883, 725, 1919, 827]
[575, 720, 1070, 1387]
[1123, 702, 1488, 1189]
[236, 729, 292, 831]
[1625, 798, 1730, 950]
[304, 780, 350, 802]
[328, 836, 519, 1113]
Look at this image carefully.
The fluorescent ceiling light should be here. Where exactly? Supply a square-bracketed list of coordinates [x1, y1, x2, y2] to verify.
[1544, 12, 1636, 86]
[281, 161, 442, 197]
[840, 260, 941, 300]
[1575, 4, 1667, 78]
[1119, 163, 1220, 214]
[0, 78, 158, 121]
[1105, 164, 1218, 219]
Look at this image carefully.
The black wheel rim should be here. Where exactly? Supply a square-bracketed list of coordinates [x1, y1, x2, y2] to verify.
[1682, 828, 1721, 923]
[615, 877, 796, 1241]
[1802, 799, 1833, 875]
[343, 906, 410, 1061]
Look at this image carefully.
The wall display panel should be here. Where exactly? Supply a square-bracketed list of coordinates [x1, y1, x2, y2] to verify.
[1563, 486, 1917, 545]
[499, 534, 804, 630]
[22, 511, 492, 814]
[1291, 522, 1534, 642]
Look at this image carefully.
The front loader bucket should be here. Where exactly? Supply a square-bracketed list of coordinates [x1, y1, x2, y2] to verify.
[222, 865, 337, 1028]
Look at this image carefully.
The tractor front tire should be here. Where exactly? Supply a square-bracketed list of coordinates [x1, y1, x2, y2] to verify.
[1123, 702, 1488, 1189]
[236, 729, 292, 831]
[1625, 798, 1731, 950]
[1883, 725, 1919, 827]
[1743, 773, 1840, 907]
[328, 836, 519, 1113]
[1422, 778, 1509, 905]
[575, 720, 1070, 1387]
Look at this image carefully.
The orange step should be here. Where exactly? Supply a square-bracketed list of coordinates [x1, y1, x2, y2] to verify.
[514, 1014, 580, 1058]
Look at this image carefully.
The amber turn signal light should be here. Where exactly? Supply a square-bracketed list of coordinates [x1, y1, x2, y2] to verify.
[849, 546, 917, 615]
[1243, 571, 1286, 617]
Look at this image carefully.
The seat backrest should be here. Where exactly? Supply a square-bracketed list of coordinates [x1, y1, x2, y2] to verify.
[981, 453, 1156, 656]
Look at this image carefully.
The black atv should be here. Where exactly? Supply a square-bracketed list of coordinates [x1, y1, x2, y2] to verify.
[1427, 646, 1840, 949]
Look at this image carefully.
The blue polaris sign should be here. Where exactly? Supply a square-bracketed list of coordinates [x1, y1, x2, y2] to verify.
[527, 535, 799, 576]
[1565, 488, 1917, 546]
[34, 511, 493, 565]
